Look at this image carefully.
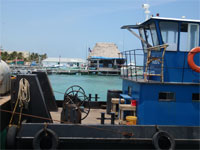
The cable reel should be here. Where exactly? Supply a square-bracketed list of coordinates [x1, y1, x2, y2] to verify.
[63, 85, 90, 120]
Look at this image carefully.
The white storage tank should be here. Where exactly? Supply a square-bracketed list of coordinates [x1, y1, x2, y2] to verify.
[0, 60, 11, 95]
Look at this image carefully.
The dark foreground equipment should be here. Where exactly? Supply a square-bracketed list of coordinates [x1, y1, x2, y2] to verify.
[5, 74, 200, 150]
[61, 85, 90, 121]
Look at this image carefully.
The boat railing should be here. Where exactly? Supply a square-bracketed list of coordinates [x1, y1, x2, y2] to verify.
[119, 48, 199, 83]
[119, 49, 144, 81]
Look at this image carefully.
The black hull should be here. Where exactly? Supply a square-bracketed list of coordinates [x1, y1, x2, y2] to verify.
[13, 123, 200, 149]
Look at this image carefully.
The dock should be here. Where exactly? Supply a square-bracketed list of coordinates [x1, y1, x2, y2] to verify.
[9, 65, 121, 76]
[50, 108, 119, 125]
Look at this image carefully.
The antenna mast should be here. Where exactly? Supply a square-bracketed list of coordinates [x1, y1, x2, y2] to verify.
[142, 4, 150, 21]
[0, 46, 2, 62]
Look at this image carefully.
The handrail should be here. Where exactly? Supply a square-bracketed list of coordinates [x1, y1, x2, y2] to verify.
[120, 48, 199, 83]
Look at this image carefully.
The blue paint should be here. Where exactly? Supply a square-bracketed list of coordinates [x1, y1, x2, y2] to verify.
[121, 17, 200, 126]
[123, 79, 200, 126]
[141, 18, 200, 83]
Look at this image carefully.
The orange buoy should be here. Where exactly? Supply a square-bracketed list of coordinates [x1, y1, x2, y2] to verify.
[187, 47, 200, 73]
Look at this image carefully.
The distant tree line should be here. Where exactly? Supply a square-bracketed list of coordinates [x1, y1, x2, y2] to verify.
[1, 51, 47, 63]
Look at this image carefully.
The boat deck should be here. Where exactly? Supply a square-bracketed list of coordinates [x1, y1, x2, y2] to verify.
[50, 108, 120, 125]
[0, 95, 119, 125]
[0, 95, 10, 106]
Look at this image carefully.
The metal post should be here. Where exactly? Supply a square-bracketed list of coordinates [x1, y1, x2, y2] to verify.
[95, 94, 98, 102]
[0, 46, 2, 62]
[134, 50, 137, 81]
[121, 53, 125, 78]
[89, 94, 92, 101]
[101, 112, 105, 124]
[111, 112, 115, 125]
[129, 51, 132, 79]
[97, 60, 99, 70]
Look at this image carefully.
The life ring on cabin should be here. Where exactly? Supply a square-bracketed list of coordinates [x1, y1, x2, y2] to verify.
[187, 47, 200, 73]
[32, 128, 59, 150]
[6, 125, 18, 149]
[152, 131, 175, 150]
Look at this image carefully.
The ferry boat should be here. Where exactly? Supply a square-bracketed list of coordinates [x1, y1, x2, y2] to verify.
[0, 16, 200, 150]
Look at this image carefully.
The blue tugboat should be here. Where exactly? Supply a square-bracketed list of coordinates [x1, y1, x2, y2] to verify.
[0, 16, 199, 150]
[121, 16, 200, 126]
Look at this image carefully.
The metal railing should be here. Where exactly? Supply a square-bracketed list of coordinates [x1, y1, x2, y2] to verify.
[119, 49, 144, 81]
[119, 48, 200, 83]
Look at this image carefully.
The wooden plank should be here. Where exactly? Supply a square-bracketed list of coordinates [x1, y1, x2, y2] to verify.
[111, 98, 125, 104]
[119, 104, 136, 111]
[0, 95, 10, 106]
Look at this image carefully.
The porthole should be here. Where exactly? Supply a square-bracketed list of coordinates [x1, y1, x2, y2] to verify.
[192, 93, 200, 101]
[159, 92, 175, 101]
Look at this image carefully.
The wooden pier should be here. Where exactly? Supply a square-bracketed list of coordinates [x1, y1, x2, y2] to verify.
[9, 65, 121, 76]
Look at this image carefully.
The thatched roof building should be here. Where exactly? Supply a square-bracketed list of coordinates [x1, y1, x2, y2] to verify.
[87, 43, 124, 75]
[88, 43, 122, 59]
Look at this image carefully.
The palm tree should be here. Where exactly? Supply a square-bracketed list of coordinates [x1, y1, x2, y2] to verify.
[29, 53, 35, 61]
[1, 52, 9, 60]
[40, 53, 47, 60]
[9, 51, 18, 60]
[17, 52, 23, 59]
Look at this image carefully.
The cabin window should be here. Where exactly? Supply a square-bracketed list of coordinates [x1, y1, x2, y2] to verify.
[159, 22, 178, 51]
[192, 93, 200, 101]
[139, 28, 148, 52]
[180, 23, 199, 51]
[145, 28, 153, 47]
[159, 92, 175, 101]
[150, 23, 159, 46]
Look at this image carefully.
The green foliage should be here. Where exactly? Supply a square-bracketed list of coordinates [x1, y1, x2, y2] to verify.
[27, 52, 47, 63]
[1, 51, 47, 63]
[1, 51, 9, 60]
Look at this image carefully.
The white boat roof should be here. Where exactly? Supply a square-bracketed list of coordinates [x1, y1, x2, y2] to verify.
[142, 17, 200, 24]
[121, 17, 200, 30]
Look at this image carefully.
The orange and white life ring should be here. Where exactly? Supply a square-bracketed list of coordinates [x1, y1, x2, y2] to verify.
[187, 47, 200, 73]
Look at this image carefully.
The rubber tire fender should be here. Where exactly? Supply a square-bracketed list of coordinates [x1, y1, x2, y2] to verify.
[152, 131, 175, 150]
[6, 125, 18, 149]
[32, 128, 59, 150]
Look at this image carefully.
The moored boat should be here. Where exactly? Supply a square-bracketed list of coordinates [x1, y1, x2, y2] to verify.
[0, 14, 200, 150]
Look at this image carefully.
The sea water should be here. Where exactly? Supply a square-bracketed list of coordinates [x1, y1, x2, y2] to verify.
[48, 74, 122, 101]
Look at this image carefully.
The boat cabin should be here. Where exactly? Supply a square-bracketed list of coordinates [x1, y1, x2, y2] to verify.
[122, 17, 200, 82]
[121, 17, 200, 126]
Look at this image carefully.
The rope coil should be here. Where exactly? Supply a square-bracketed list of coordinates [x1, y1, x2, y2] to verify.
[18, 78, 30, 109]
[9, 78, 30, 128]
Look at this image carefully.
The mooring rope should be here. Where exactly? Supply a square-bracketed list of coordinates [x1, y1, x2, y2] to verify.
[0, 108, 133, 137]
[18, 78, 30, 108]
[9, 78, 30, 127]
[53, 90, 65, 95]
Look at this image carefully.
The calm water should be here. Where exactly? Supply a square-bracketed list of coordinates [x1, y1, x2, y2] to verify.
[48, 74, 122, 101]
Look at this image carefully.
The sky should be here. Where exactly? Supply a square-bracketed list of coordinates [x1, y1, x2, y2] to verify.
[0, 0, 199, 59]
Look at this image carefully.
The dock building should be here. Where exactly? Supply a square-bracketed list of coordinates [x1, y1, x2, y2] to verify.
[42, 57, 86, 68]
[88, 43, 124, 75]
